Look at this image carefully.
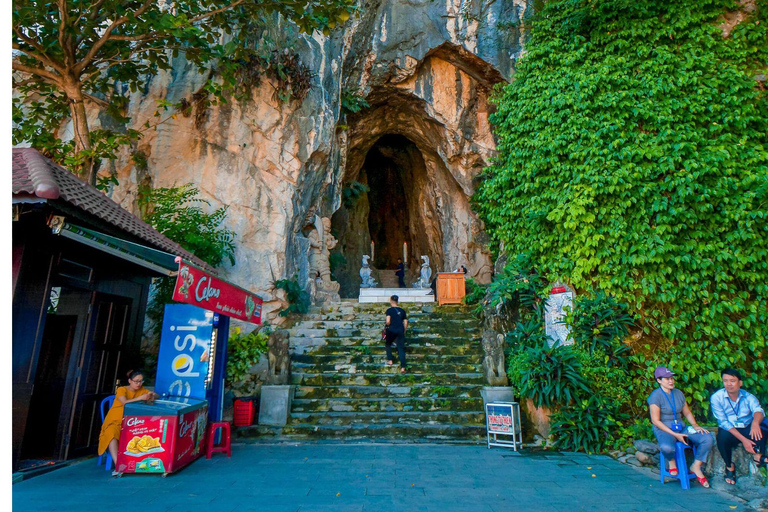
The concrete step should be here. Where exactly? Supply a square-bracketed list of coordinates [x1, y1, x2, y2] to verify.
[235, 423, 486, 441]
[291, 353, 483, 365]
[288, 411, 485, 426]
[291, 362, 482, 374]
[289, 318, 480, 330]
[291, 372, 485, 387]
[294, 384, 482, 400]
[310, 343, 481, 356]
[291, 397, 482, 413]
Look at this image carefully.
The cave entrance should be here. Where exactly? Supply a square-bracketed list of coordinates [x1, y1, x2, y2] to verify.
[331, 134, 442, 297]
[366, 135, 411, 269]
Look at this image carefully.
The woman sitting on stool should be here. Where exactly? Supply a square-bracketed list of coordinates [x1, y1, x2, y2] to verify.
[647, 366, 714, 488]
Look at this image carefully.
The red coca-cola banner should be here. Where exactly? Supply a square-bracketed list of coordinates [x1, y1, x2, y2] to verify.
[172, 258, 262, 324]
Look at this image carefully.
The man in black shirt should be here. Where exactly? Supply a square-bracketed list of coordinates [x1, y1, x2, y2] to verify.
[385, 295, 408, 373]
[395, 258, 405, 288]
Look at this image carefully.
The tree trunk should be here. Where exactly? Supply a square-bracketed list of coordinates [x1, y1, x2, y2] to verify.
[66, 85, 96, 185]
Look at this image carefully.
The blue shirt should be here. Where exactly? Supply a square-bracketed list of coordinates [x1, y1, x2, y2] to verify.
[710, 388, 764, 431]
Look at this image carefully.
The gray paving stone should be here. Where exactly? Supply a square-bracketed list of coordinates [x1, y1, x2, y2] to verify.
[11, 444, 746, 512]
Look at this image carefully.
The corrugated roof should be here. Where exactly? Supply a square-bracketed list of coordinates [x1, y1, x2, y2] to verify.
[12, 148, 212, 272]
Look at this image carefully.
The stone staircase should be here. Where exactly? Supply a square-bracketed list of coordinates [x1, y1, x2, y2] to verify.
[375, 268, 400, 288]
[237, 300, 486, 443]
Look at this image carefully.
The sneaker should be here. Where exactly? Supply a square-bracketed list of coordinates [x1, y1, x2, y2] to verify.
[112, 471, 120, 477]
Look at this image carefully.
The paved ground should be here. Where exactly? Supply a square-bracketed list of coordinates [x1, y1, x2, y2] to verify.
[12, 443, 756, 511]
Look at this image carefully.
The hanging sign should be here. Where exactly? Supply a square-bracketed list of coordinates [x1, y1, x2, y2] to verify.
[172, 258, 262, 324]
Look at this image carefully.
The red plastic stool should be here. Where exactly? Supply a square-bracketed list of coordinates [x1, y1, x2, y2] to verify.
[206, 421, 231, 459]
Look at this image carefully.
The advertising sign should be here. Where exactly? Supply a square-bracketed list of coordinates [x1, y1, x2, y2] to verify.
[486, 403, 515, 434]
[173, 259, 262, 324]
[173, 406, 209, 468]
[116, 414, 175, 474]
[485, 402, 522, 450]
[155, 304, 213, 399]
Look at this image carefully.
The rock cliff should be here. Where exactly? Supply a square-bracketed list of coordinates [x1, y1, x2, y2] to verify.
[104, 0, 529, 323]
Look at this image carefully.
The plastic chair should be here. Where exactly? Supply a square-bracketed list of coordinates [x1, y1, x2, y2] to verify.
[206, 421, 231, 459]
[659, 441, 697, 490]
[97, 395, 116, 471]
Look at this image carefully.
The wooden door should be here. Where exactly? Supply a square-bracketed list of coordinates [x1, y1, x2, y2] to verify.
[65, 294, 132, 459]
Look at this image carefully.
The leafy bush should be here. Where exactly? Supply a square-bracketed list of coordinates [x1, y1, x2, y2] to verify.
[274, 277, 310, 316]
[550, 395, 626, 454]
[463, 278, 487, 307]
[341, 180, 370, 208]
[507, 339, 591, 409]
[226, 327, 269, 394]
[141, 184, 237, 337]
[568, 292, 633, 362]
[478, 0, 768, 415]
[341, 88, 370, 115]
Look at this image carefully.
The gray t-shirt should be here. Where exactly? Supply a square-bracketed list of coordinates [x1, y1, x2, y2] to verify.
[647, 388, 685, 424]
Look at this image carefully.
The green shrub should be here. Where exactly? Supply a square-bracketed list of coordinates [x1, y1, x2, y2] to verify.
[274, 277, 310, 316]
[551, 395, 627, 454]
[226, 327, 269, 394]
[476, 0, 768, 414]
[508, 339, 591, 409]
[341, 181, 370, 208]
[463, 278, 487, 308]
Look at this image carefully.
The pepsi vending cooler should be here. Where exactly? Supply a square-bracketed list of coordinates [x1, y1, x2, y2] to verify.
[115, 397, 208, 476]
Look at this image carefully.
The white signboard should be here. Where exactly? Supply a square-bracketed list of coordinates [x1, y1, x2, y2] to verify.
[545, 291, 574, 347]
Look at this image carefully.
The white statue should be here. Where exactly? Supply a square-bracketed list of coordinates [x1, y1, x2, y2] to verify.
[414, 255, 432, 289]
[360, 255, 377, 288]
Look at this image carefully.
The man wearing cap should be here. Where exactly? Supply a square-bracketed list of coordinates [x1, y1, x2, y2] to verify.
[710, 368, 768, 485]
[647, 366, 714, 488]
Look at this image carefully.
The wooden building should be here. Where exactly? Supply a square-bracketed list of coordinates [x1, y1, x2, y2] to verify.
[11, 148, 209, 472]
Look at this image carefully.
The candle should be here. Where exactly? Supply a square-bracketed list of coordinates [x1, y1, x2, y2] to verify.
[371, 241, 374, 262]
[403, 242, 407, 265]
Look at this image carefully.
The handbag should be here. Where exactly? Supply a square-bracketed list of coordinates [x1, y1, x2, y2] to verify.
[381, 327, 388, 341]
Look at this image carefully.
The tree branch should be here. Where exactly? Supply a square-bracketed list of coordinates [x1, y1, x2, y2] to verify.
[13, 27, 65, 73]
[12, 59, 62, 84]
[82, 91, 111, 109]
[74, 0, 154, 75]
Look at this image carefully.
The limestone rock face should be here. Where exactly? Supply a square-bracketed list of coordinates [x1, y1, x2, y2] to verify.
[106, 0, 528, 322]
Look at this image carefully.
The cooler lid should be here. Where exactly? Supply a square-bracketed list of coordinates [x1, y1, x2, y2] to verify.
[125, 396, 208, 416]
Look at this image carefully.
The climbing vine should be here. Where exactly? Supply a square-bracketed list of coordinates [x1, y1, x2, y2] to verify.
[477, 0, 768, 414]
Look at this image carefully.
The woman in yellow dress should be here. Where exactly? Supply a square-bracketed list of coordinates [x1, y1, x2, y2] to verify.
[98, 370, 156, 474]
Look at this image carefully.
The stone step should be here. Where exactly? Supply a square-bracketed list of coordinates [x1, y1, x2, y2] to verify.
[294, 384, 482, 400]
[291, 397, 482, 413]
[299, 310, 477, 321]
[235, 422, 486, 441]
[359, 288, 435, 304]
[310, 343, 481, 356]
[291, 353, 483, 365]
[288, 410, 485, 426]
[291, 372, 484, 387]
[291, 362, 482, 374]
[290, 318, 480, 330]
[288, 327, 481, 338]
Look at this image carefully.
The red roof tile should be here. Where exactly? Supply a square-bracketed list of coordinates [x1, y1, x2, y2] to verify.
[12, 148, 211, 271]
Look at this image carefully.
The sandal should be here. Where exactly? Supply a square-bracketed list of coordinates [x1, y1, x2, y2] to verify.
[724, 467, 736, 485]
[753, 454, 768, 468]
[386, 360, 393, 366]
[668, 467, 678, 476]
[400, 367, 406, 374]
[695, 475, 710, 488]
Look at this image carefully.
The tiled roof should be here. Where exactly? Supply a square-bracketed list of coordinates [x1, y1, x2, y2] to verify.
[12, 148, 211, 271]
